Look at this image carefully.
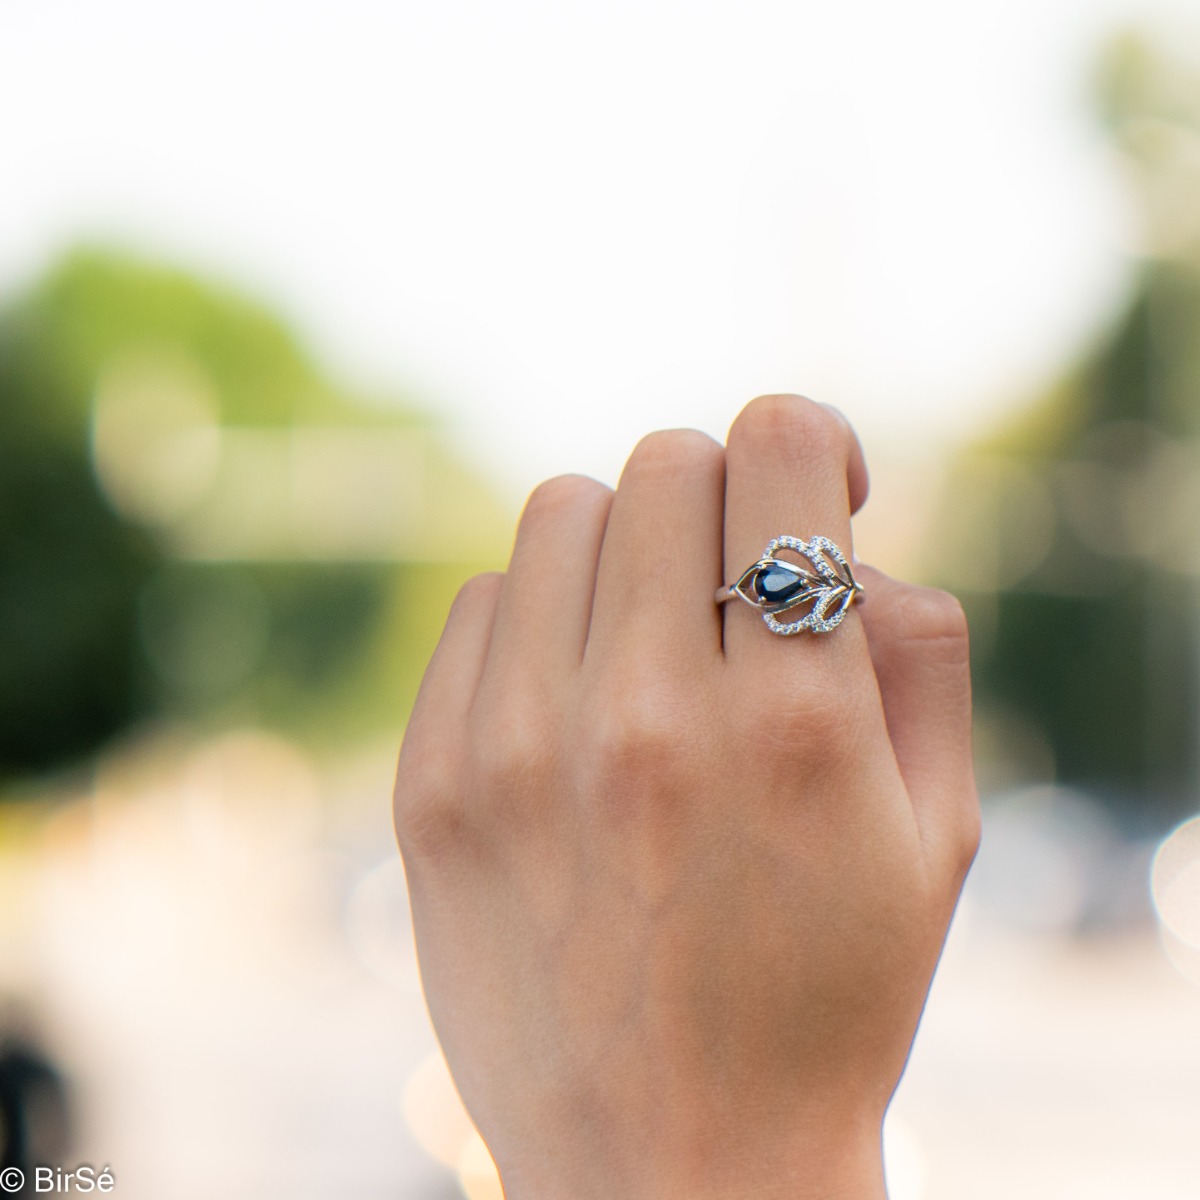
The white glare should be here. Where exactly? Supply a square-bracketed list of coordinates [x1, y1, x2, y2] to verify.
[1151, 814, 1200, 949]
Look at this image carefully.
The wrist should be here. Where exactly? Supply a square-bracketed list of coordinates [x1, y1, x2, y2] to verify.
[495, 1104, 887, 1200]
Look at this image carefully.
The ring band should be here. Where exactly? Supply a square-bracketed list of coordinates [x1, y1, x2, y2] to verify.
[716, 535, 863, 635]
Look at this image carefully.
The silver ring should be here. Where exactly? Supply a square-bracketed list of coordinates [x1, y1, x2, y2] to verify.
[716, 535, 863, 635]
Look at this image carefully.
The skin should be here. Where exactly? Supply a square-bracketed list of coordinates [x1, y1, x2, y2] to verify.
[393, 395, 980, 1199]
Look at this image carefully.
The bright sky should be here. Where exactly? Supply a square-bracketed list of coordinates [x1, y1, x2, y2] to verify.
[2, 0, 1195, 500]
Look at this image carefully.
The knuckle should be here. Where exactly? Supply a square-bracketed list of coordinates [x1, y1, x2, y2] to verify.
[584, 678, 692, 789]
[473, 705, 555, 794]
[737, 676, 862, 767]
[521, 473, 611, 525]
[728, 394, 848, 467]
[623, 427, 723, 483]
[393, 743, 465, 859]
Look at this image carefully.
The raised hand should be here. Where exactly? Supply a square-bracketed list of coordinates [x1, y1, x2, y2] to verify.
[394, 395, 979, 1200]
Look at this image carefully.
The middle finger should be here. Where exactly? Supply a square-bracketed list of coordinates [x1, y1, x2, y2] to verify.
[584, 428, 726, 668]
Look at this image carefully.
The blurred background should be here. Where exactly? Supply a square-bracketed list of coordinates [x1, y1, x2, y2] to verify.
[2, 1, 1200, 1196]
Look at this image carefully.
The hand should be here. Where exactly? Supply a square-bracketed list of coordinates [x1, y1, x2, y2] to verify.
[393, 395, 979, 1200]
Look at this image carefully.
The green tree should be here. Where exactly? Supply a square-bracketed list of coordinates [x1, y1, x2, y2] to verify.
[0, 249, 509, 786]
[933, 36, 1200, 828]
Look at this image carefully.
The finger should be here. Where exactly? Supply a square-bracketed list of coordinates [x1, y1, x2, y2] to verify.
[585, 429, 725, 665]
[480, 475, 613, 692]
[394, 571, 504, 852]
[414, 571, 505, 727]
[856, 565, 980, 879]
[821, 403, 870, 516]
[721, 394, 868, 669]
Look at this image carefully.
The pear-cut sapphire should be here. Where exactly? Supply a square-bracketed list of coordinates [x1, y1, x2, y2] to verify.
[753, 563, 807, 605]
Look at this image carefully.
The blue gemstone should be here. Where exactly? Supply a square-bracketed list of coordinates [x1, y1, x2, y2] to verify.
[754, 564, 806, 604]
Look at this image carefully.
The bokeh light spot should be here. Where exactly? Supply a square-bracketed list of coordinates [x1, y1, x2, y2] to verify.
[883, 1114, 928, 1200]
[457, 1132, 503, 1200]
[344, 859, 420, 993]
[138, 567, 270, 697]
[1151, 814, 1200, 950]
[401, 1050, 477, 1171]
[90, 350, 222, 525]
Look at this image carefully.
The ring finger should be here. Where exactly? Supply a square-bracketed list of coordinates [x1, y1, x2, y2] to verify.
[721, 395, 869, 672]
